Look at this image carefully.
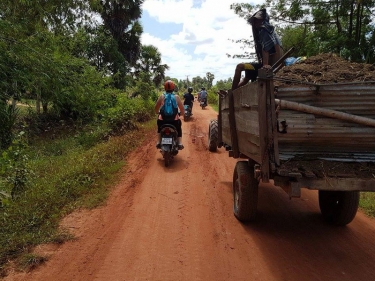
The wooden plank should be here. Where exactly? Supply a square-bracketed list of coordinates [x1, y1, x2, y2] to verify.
[237, 131, 261, 163]
[220, 83, 262, 161]
[234, 111, 259, 135]
[228, 90, 239, 158]
[218, 96, 223, 144]
[258, 71, 270, 182]
[238, 83, 259, 107]
[220, 107, 232, 146]
[267, 77, 279, 168]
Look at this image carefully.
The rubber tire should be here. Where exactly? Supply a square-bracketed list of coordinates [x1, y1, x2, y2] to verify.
[233, 161, 259, 222]
[208, 119, 218, 152]
[164, 152, 171, 167]
[318, 190, 359, 226]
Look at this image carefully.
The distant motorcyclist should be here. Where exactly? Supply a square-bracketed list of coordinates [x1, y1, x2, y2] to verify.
[155, 80, 185, 149]
[199, 87, 208, 106]
[183, 87, 195, 114]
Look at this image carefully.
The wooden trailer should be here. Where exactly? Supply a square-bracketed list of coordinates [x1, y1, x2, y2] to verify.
[208, 69, 375, 225]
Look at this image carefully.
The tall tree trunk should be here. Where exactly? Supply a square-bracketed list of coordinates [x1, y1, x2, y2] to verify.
[355, 2, 361, 44]
[348, 0, 355, 39]
[335, 0, 342, 34]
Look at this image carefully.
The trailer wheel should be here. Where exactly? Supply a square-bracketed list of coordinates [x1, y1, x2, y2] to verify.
[208, 119, 218, 152]
[318, 190, 359, 226]
[233, 161, 259, 222]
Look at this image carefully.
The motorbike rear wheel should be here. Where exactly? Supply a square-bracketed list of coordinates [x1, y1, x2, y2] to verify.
[164, 153, 171, 167]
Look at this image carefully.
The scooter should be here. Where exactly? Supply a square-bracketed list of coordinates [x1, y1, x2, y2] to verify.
[183, 105, 192, 121]
[200, 98, 207, 109]
[159, 124, 179, 167]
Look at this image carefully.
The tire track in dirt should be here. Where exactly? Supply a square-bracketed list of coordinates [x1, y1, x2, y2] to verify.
[180, 111, 240, 280]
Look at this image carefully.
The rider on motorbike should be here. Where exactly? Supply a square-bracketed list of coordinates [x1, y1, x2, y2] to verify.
[199, 87, 208, 106]
[183, 87, 194, 115]
[155, 80, 185, 149]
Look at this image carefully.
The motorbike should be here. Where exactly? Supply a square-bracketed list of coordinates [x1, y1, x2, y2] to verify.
[200, 97, 207, 109]
[183, 104, 192, 121]
[159, 124, 179, 167]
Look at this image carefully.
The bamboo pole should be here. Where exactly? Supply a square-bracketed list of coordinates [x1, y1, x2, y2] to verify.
[275, 99, 375, 128]
[271, 47, 295, 74]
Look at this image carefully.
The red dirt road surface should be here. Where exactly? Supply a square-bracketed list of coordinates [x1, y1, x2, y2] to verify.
[5, 101, 375, 281]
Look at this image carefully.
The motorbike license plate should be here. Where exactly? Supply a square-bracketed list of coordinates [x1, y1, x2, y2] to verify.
[161, 137, 173, 145]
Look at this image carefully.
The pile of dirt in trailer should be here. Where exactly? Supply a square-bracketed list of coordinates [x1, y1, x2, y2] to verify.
[275, 53, 375, 84]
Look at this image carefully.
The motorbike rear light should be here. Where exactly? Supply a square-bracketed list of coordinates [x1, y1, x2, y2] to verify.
[164, 128, 171, 135]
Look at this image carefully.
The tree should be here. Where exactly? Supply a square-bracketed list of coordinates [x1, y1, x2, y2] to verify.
[135, 45, 169, 88]
[192, 76, 207, 91]
[215, 78, 233, 91]
[206, 72, 215, 89]
[0, 0, 92, 34]
[97, 0, 144, 66]
[230, 0, 375, 63]
[69, 25, 133, 90]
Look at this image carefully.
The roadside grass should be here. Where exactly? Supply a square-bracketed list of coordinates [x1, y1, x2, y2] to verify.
[210, 103, 219, 112]
[359, 192, 375, 217]
[0, 120, 154, 275]
[17, 253, 48, 272]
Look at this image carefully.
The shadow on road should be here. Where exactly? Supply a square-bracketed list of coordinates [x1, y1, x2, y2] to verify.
[238, 184, 375, 281]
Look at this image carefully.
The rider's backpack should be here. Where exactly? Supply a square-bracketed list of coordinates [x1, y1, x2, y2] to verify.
[160, 92, 178, 121]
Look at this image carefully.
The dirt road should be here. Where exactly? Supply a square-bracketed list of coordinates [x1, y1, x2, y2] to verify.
[5, 101, 375, 281]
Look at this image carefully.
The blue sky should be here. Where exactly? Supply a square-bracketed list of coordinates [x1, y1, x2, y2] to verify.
[140, 0, 263, 84]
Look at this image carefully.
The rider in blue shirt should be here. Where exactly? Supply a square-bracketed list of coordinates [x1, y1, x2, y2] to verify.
[199, 87, 208, 105]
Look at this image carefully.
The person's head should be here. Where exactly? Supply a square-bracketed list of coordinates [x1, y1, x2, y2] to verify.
[247, 8, 267, 28]
[164, 80, 175, 92]
[201, 87, 205, 91]
[188, 87, 193, 93]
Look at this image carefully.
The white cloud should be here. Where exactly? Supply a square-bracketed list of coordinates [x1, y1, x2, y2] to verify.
[141, 0, 263, 83]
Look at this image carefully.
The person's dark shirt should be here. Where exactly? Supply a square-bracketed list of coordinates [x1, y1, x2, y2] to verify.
[183, 92, 194, 105]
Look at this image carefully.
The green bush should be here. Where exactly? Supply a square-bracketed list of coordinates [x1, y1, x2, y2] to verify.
[51, 62, 115, 121]
[0, 102, 19, 149]
[105, 95, 154, 134]
[207, 89, 219, 111]
[0, 132, 30, 200]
